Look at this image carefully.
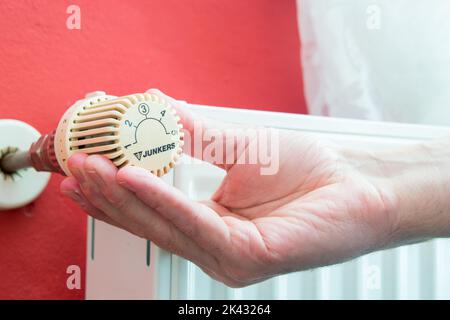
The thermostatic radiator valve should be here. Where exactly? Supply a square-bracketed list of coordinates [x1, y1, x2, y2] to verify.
[0, 91, 184, 178]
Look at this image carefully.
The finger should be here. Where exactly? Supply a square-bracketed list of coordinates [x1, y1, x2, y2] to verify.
[147, 88, 251, 170]
[70, 154, 148, 236]
[70, 153, 156, 233]
[117, 165, 231, 256]
[197, 265, 245, 288]
[146, 88, 200, 135]
[148, 88, 244, 133]
[72, 154, 221, 271]
[60, 176, 123, 228]
[65, 164, 247, 288]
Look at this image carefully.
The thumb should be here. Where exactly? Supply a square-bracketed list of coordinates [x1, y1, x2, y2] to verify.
[146, 88, 253, 171]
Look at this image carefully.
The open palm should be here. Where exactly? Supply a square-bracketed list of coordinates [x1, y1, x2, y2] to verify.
[61, 90, 394, 287]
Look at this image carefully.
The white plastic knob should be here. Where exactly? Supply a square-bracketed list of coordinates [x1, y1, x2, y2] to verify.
[54, 92, 183, 176]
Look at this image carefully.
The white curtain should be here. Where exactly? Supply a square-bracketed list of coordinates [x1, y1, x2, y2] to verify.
[297, 0, 450, 126]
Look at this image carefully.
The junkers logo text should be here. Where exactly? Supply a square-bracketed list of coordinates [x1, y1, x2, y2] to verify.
[133, 143, 176, 161]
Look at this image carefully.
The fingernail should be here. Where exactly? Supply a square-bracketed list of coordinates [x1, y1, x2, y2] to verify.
[86, 169, 105, 188]
[117, 178, 133, 191]
[116, 167, 136, 191]
[71, 166, 85, 184]
[63, 189, 83, 203]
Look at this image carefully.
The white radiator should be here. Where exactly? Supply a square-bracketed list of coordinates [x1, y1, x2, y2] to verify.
[86, 105, 450, 299]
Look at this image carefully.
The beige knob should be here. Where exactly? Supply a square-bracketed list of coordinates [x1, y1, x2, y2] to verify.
[54, 92, 183, 176]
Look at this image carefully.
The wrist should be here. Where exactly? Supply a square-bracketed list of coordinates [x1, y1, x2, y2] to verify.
[392, 139, 450, 240]
[342, 138, 450, 247]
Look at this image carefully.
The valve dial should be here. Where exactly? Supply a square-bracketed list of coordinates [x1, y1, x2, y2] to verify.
[119, 94, 182, 175]
[54, 92, 183, 177]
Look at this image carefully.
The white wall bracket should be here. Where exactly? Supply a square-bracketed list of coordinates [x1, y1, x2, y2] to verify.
[0, 119, 50, 210]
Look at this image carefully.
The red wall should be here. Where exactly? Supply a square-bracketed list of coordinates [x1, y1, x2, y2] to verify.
[0, 0, 306, 299]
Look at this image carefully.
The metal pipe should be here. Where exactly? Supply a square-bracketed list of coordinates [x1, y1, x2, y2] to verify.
[0, 150, 32, 174]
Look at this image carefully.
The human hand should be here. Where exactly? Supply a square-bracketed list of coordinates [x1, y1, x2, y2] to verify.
[60, 89, 450, 287]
